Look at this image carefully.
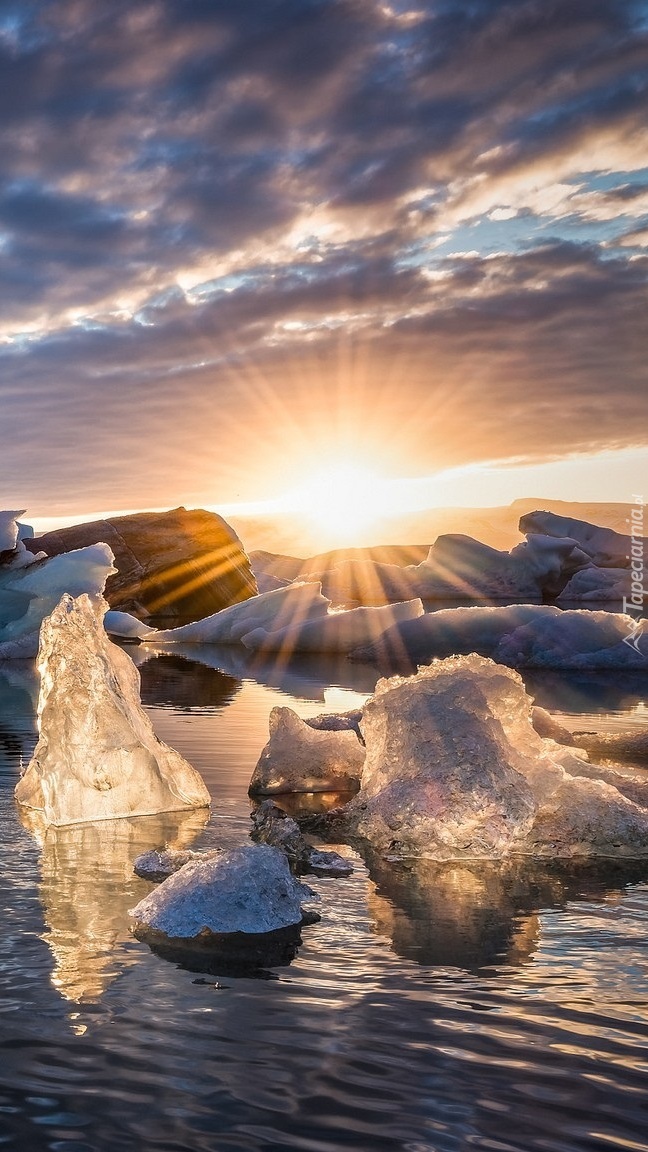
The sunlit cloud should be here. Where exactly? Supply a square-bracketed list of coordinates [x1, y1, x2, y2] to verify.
[0, 0, 645, 531]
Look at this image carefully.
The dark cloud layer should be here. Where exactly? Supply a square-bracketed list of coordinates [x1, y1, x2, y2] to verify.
[0, 0, 646, 512]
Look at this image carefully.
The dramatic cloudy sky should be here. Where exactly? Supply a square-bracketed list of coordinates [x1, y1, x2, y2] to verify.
[1, 0, 647, 524]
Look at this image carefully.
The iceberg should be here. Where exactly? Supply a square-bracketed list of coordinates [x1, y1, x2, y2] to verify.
[520, 510, 645, 568]
[130, 843, 315, 937]
[149, 581, 330, 644]
[15, 593, 211, 826]
[242, 598, 424, 653]
[0, 509, 27, 554]
[297, 533, 589, 605]
[249, 706, 365, 795]
[416, 532, 585, 601]
[573, 728, 648, 763]
[558, 567, 630, 602]
[350, 604, 648, 669]
[0, 523, 116, 659]
[250, 799, 353, 876]
[24, 506, 258, 620]
[104, 609, 157, 640]
[346, 656, 648, 860]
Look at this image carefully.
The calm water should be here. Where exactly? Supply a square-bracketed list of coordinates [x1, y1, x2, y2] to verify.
[0, 646, 647, 1152]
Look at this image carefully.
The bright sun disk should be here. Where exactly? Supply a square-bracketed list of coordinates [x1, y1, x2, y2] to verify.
[283, 461, 386, 547]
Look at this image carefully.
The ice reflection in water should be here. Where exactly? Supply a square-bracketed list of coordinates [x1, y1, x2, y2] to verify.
[0, 649, 647, 1151]
[21, 808, 209, 1003]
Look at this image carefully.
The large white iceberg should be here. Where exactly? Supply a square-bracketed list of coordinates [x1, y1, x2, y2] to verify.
[150, 581, 330, 644]
[0, 507, 116, 659]
[347, 656, 648, 860]
[15, 593, 211, 826]
[350, 604, 648, 669]
[242, 598, 424, 653]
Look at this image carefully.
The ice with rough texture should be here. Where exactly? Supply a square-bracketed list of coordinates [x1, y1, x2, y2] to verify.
[250, 799, 353, 876]
[249, 706, 365, 795]
[347, 655, 648, 860]
[558, 567, 630, 602]
[531, 706, 576, 745]
[15, 593, 211, 826]
[150, 581, 330, 644]
[0, 542, 116, 660]
[242, 598, 424, 653]
[134, 847, 221, 882]
[130, 844, 313, 937]
[520, 510, 645, 568]
[350, 604, 648, 669]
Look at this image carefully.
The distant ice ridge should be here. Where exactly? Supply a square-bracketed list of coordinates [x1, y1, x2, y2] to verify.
[252, 510, 646, 607]
[282, 534, 587, 605]
[15, 593, 211, 826]
[350, 604, 647, 669]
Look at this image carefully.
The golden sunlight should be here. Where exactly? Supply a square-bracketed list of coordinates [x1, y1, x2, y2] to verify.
[284, 460, 386, 547]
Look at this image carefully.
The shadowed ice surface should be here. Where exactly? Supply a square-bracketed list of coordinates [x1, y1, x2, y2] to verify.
[0, 650, 647, 1152]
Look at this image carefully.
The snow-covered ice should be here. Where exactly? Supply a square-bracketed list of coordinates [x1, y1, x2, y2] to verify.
[150, 581, 330, 644]
[15, 593, 211, 826]
[558, 567, 630, 602]
[241, 598, 424, 653]
[0, 509, 27, 553]
[0, 517, 116, 659]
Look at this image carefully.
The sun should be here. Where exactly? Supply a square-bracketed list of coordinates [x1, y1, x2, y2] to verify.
[283, 460, 387, 549]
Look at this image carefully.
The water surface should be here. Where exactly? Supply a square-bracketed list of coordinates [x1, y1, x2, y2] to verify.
[0, 650, 647, 1152]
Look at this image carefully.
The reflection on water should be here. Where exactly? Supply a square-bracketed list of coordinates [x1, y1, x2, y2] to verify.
[138, 651, 241, 710]
[140, 921, 307, 980]
[1, 649, 647, 1152]
[0, 660, 39, 776]
[143, 640, 380, 701]
[365, 852, 648, 972]
[522, 668, 648, 717]
[21, 808, 208, 1003]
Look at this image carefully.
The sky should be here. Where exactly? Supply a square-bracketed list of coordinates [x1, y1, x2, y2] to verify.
[1, 0, 647, 541]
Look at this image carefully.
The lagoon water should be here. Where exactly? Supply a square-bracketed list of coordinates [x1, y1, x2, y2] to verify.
[1, 646, 647, 1152]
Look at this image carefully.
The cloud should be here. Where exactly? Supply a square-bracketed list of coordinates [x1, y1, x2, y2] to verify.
[0, 0, 645, 511]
